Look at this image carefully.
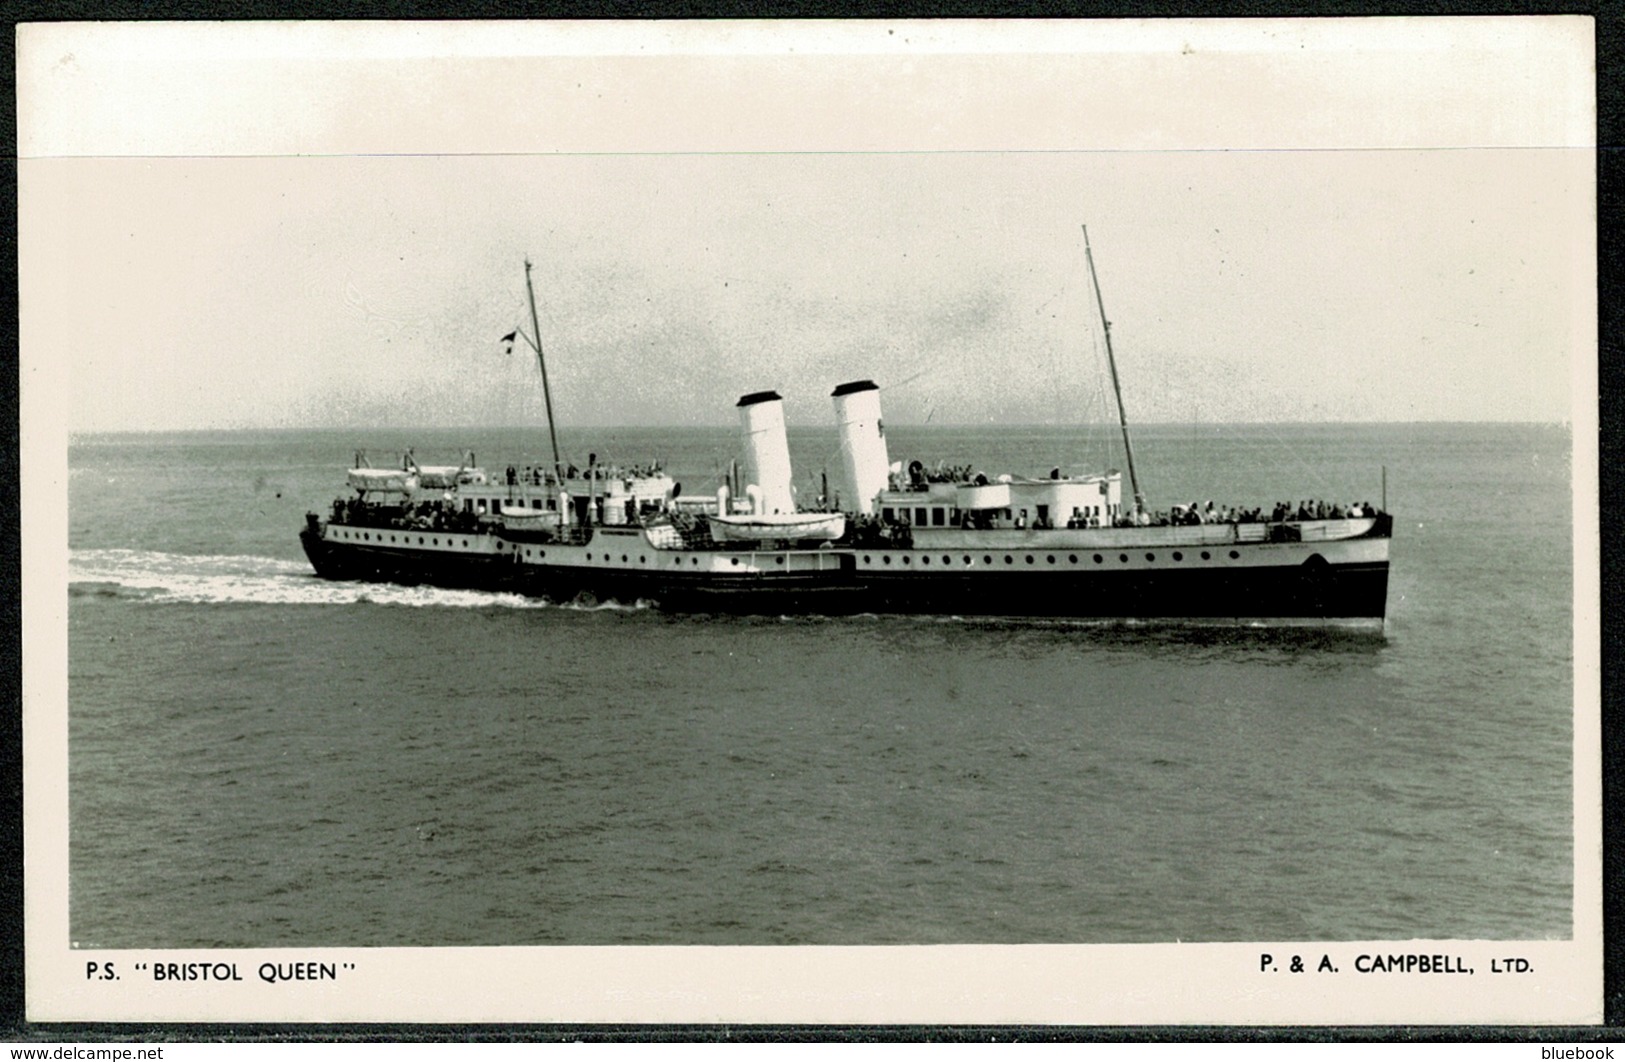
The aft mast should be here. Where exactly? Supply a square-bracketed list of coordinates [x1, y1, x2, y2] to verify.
[1082, 225, 1146, 518]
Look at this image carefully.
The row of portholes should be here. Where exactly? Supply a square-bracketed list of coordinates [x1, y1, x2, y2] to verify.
[336, 530, 1250, 569]
[859, 549, 1245, 566]
[565, 553, 777, 568]
[344, 529, 473, 550]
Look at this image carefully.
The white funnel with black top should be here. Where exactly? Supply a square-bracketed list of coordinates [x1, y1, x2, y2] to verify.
[736, 390, 795, 515]
[832, 379, 890, 515]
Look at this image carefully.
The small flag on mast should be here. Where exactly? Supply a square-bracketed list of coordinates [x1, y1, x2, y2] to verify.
[500, 330, 517, 355]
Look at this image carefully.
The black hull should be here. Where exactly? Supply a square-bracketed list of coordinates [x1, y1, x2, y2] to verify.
[856, 562, 1390, 620]
[301, 527, 1388, 622]
[515, 567, 869, 614]
[300, 527, 521, 591]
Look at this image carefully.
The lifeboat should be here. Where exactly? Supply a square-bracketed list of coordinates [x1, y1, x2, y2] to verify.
[707, 511, 847, 544]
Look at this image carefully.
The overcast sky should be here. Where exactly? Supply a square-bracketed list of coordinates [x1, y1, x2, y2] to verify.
[19, 19, 1594, 431]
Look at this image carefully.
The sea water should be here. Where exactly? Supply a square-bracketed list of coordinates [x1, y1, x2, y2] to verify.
[62, 422, 1574, 945]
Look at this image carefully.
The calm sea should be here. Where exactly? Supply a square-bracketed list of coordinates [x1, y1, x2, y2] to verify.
[64, 422, 1573, 946]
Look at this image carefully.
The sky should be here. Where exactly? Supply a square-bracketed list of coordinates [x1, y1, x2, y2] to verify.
[18, 19, 1595, 432]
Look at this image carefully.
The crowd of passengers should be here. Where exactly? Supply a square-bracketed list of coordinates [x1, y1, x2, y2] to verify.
[332, 496, 482, 533]
[1138, 499, 1382, 527]
[870, 498, 1384, 535]
[920, 464, 978, 485]
[506, 460, 665, 486]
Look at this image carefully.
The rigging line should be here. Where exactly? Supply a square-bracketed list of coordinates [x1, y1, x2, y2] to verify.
[1047, 283, 1083, 467]
[1252, 420, 1341, 501]
[1078, 277, 1114, 473]
[888, 366, 932, 392]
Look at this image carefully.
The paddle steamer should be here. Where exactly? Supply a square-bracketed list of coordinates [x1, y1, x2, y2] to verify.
[301, 235, 1392, 625]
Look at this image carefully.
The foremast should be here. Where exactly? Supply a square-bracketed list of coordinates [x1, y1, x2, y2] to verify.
[1082, 225, 1146, 518]
[516, 258, 565, 486]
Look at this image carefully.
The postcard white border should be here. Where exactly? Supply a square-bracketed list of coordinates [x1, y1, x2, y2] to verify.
[20, 17, 1601, 1025]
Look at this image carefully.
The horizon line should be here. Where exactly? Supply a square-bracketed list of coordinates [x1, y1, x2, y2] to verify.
[69, 418, 1574, 438]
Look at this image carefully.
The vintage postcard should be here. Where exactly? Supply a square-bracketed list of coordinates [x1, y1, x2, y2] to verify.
[19, 18, 1599, 1025]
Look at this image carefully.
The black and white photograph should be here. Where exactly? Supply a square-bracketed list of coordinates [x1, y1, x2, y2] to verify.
[19, 19, 1599, 1024]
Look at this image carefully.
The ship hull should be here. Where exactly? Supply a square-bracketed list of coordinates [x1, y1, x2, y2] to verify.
[299, 526, 521, 591]
[512, 565, 867, 614]
[854, 558, 1389, 620]
[301, 518, 1390, 623]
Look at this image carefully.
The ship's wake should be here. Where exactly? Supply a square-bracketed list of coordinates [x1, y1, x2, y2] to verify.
[66, 549, 647, 613]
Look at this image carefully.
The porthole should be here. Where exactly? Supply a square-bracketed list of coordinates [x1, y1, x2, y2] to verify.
[1046, 555, 1055, 564]
[1229, 550, 1240, 560]
[921, 556, 930, 566]
[983, 555, 993, 565]
[1119, 553, 1129, 563]
[620, 554, 628, 563]
[692, 558, 699, 566]
[538, 549, 545, 559]
[1025, 555, 1035, 565]
[883, 555, 892, 565]
[902, 555, 910, 565]
[775, 556, 784, 565]
[1003, 555, 1013, 565]
[1068, 554, 1078, 564]
[1201, 551, 1211, 560]
[1093, 554, 1103, 564]
[585, 552, 592, 561]
[390, 535, 397, 543]
[639, 556, 647, 564]
[1145, 553, 1155, 562]
[362, 533, 369, 541]
[1172, 551, 1182, 561]
[864, 555, 872, 564]
[418, 537, 425, 545]
[730, 557, 739, 566]
[433, 538, 439, 546]
[964, 555, 973, 565]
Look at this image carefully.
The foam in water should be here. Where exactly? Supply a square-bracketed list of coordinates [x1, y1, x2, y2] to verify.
[66, 549, 649, 612]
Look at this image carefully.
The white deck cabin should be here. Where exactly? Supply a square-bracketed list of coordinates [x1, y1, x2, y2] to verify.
[877, 472, 1123, 531]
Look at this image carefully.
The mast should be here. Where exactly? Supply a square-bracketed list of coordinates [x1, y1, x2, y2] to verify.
[1082, 225, 1146, 517]
[523, 259, 564, 485]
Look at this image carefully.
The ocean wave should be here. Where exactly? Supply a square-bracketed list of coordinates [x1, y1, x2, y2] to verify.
[66, 549, 646, 612]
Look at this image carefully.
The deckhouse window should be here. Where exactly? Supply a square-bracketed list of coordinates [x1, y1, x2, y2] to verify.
[492, 499, 502, 514]
[931, 507, 945, 526]
[915, 507, 928, 526]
